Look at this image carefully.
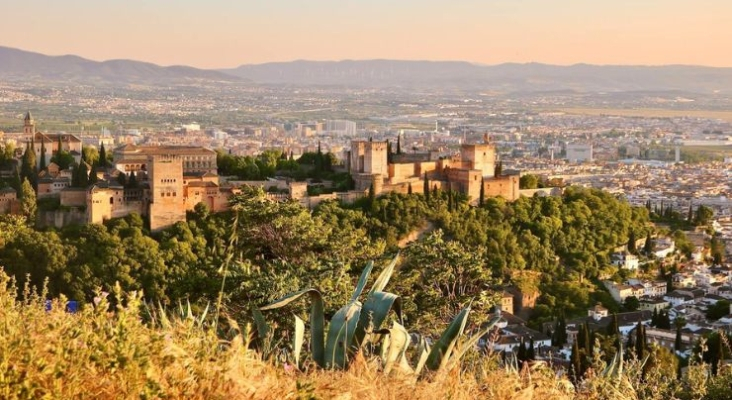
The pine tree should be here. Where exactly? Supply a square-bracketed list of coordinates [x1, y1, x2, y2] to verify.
[98, 143, 107, 168]
[39, 138, 46, 171]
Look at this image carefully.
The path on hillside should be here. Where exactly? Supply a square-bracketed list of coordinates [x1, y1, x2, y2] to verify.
[398, 221, 436, 248]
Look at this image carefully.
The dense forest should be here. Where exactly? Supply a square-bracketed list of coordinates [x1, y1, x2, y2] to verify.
[0, 185, 652, 333]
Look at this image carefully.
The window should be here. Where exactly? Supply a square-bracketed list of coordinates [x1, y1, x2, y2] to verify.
[110, 197, 114, 204]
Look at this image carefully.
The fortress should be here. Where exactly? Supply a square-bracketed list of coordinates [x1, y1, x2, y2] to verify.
[348, 137, 520, 204]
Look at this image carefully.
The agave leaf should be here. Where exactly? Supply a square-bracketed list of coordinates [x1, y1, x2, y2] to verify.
[369, 253, 400, 294]
[324, 301, 362, 369]
[293, 314, 305, 369]
[252, 307, 270, 340]
[351, 261, 374, 302]
[260, 288, 325, 368]
[414, 335, 431, 376]
[198, 302, 210, 326]
[450, 316, 501, 366]
[186, 299, 193, 320]
[354, 291, 402, 347]
[383, 321, 411, 375]
[425, 303, 471, 372]
[157, 302, 171, 329]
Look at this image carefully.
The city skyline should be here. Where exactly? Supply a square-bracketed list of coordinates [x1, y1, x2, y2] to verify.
[1, 0, 731, 69]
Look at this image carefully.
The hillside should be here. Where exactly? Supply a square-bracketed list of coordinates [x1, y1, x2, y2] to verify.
[0, 46, 240, 85]
[223, 60, 732, 93]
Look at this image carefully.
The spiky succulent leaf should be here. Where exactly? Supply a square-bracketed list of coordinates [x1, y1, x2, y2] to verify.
[252, 307, 270, 340]
[425, 303, 471, 372]
[324, 301, 362, 369]
[414, 335, 431, 376]
[450, 315, 501, 366]
[354, 291, 402, 347]
[260, 288, 325, 367]
[351, 261, 374, 302]
[383, 321, 411, 374]
[369, 253, 399, 294]
[293, 314, 305, 369]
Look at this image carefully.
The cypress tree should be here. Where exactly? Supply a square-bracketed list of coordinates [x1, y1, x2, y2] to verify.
[77, 162, 89, 188]
[98, 143, 107, 168]
[495, 160, 503, 176]
[127, 170, 137, 188]
[658, 311, 671, 329]
[570, 340, 582, 383]
[117, 172, 127, 186]
[88, 164, 99, 184]
[396, 134, 401, 155]
[582, 323, 591, 353]
[651, 308, 659, 327]
[517, 339, 526, 363]
[628, 231, 637, 254]
[687, 203, 693, 223]
[407, 183, 412, 195]
[479, 177, 485, 207]
[39, 138, 46, 171]
[674, 326, 683, 351]
[367, 182, 375, 213]
[21, 140, 37, 189]
[635, 321, 646, 359]
[528, 339, 535, 360]
[644, 232, 654, 255]
[423, 173, 430, 202]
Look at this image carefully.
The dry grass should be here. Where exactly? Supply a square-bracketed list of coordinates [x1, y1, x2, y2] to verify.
[0, 271, 583, 400]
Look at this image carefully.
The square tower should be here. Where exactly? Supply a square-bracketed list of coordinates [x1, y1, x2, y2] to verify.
[461, 143, 496, 177]
[350, 140, 388, 175]
[148, 154, 185, 231]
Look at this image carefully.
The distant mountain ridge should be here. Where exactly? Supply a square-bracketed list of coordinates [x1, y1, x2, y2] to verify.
[0, 46, 240, 85]
[3, 45, 732, 93]
[223, 59, 732, 93]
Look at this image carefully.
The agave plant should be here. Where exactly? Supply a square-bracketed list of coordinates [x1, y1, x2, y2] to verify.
[254, 254, 500, 375]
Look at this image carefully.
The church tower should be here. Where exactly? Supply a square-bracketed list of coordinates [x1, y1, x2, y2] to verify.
[23, 111, 35, 136]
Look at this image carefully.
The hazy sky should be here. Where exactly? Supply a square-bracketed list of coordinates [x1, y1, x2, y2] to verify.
[2, 0, 730, 68]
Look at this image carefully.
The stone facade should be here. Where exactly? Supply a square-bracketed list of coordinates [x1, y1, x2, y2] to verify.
[0, 188, 19, 215]
[148, 155, 186, 231]
[348, 138, 520, 204]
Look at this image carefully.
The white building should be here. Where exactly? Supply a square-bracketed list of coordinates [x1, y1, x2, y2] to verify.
[565, 143, 593, 163]
[326, 120, 357, 136]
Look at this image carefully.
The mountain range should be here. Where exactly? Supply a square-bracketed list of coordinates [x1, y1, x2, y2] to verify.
[3, 45, 732, 93]
[0, 46, 238, 85]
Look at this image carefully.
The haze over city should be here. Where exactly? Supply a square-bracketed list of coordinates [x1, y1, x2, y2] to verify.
[1, 0, 732, 68]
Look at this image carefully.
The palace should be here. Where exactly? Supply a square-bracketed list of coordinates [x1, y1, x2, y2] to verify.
[349, 136, 520, 204]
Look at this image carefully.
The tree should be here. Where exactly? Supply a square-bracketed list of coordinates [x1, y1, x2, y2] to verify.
[627, 230, 637, 254]
[396, 134, 402, 155]
[127, 170, 138, 188]
[710, 236, 726, 265]
[495, 161, 503, 176]
[117, 173, 127, 186]
[39, 139, 46, 171]
[643, 232, 655, 255]
[624, 296, 640, 311]
[552, 314, 568, 347]
[519, 174, 539, 189]
[423, 173, 429, 202]
[407, 183, 412, 195]
[657, 310, 671, 329]
[98, 143, 107, 168]
[528, 339, 535, 360]
[675, 326, 683, 351]
[479, 177, 485, 207]
[570, 340, 582, 383]
[687, 203, 693, 224]
[88, 164, 99, 184]
[19, 178, 36, 223]
[706, 300, 731, 321]
[693, 205, 713, 226]
[635, 320, 646, 359]
[20, 140, 36, 187]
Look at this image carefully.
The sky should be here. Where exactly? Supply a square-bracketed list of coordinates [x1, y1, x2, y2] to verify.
[1, 0, 731, 69]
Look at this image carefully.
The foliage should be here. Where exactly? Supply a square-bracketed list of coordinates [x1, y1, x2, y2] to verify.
[19, 178, 37, 222]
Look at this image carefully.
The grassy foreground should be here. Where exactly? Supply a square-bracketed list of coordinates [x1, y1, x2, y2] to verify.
[0, 270, 728, 400]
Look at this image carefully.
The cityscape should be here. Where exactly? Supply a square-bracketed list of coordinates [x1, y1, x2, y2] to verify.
[1, 1, 732, 399]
